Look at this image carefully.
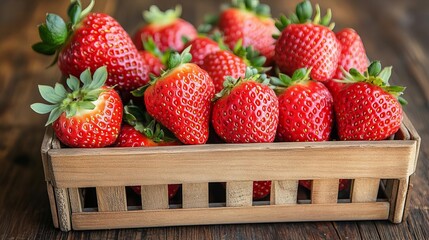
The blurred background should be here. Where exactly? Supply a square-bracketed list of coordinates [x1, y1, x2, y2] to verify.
[0, 0, 428, 238]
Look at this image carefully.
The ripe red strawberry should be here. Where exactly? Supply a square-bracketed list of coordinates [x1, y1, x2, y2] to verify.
[335, 61, 406, 140]
[253, 181, 271, 200]
[33, 1, 149, 91]
[134, 47, 215, 145]
[184, 36, 220, 67]
[274, 0, 340, 82]
[134, 6, 197, 52]
[31, 67, 123, 148]
[334, 28, 369, 80]
[271, 68, 334, 142]
[138, 38, 168, 77]
[218, 0, 277, 64]
[202, 50, 247, 93]
[212, 69, 279, 143]
[325, 28, 369, 101]
[299, 179, 350, 192]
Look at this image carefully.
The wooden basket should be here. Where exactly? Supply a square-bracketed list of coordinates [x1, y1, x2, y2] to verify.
[40, 114, 420, 231]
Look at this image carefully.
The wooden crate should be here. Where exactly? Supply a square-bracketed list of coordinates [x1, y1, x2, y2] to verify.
[40, 115, 420, 231]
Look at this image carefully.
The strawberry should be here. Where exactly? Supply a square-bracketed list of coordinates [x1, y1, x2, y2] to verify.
[184, 36, 220, 67]
[33, 0, 149, 91]
[134, 6, 197, 52]
[335, 61, 406, 141]
[138, 38, 169, 77]
[325, 28, 369, 101]
[31, 66, 123, 148]
[212, 70, 277, 201]
[218, 0, 277, 64]
[274, 0, 340, 82]
[271, 68, 334, 142]
[202, 43, 267, 93]
[299, 179, 350, 192]
[212, 68, 279, 143]
[130, 185, 180, 199]
[202, 50, 247, 93]
[334, 28, 369, 80]
[133, 47, 215, 145]
[253, 181, 271, 200]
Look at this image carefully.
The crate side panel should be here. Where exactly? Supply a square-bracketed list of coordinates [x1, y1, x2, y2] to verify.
[49, 141, 417, 188]
[71, 202, 390, 230]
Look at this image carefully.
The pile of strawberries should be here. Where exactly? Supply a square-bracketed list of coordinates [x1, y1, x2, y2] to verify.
[31, 0, 406, 200]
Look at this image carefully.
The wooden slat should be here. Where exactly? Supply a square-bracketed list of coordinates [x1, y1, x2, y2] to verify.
[312, 179, 339, 204]
[46, 183, 59, 228]
[71, 202, 390, 230]
[54, 188, 71, 231]
[48, 140, 418, 188]
[351, 178, 380, 203]
[226, 181, 253, 207]
[389, 178, 410, 223]
[270, 180, 298, 205]
[41, 127, 54, 182]
[68, 188, 83, 213]
[96, 187, 127, 212]
[141, 185, 169, 210]
[182, 183, 208, 208]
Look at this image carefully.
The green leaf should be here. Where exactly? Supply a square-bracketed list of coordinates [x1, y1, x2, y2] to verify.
[90, 66, 108, 89]
[39, 85, 63, 104]
[67, 76, 80, 91]
[30, 103, 57, 114]
[45, 14, 68, 46]
[80, 68, 92, 88]
[77, 101, 96, 110]
[68, 2, 82, 26]
[46, 106, 63, 126]
[368, 61, 382, 76]
[66, 103, 78, 118]
[54, 83, 68, 98]
[320, 9, 332, 26]
[296, 0, 312, 23]
[167, 53, 181, 69]
[32, 42, 57, 55]
[378, 67, 392, 84]
[292, 68, 306, 81]
[349, 68, 366, 81]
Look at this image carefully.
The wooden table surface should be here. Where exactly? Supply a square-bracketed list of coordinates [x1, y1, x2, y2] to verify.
[1, 0, 428, 239]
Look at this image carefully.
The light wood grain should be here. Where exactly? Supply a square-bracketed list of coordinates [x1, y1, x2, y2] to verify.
[389, 178, 410, 223]
[47, 140, 418, 188]
[351, 178, 380, 203]
[312, 179, 339, 204]
[69, 188, 83, 213]
[141, 185, 169, 210]
[96, 187, 127, 212]
[226, 181, 253, 207]
[46, 183, 59, 228]
[71, 202, 390, 230]
[270, 180, 298, 205]
[182, 183, 209, 208]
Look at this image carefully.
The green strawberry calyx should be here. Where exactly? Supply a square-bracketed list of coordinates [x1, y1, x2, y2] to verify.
[229, 0, 272, 18]
[275, 0, 335, 37]
[232, 39, 269, 72]
[32, 0, 95, 65]
[339, 61, 407, 105]
[132, 46, 193, 97]
[270, 68, 312, 95]
[142, 36, 172, 66]
[213, 67, 269, 101]
[124, 102, 177, 143]
[31, 66, 110, 126]
[144, 5, 182, 26]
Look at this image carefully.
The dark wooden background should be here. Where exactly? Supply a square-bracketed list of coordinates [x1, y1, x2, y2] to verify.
[1, 0, 428, 239]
